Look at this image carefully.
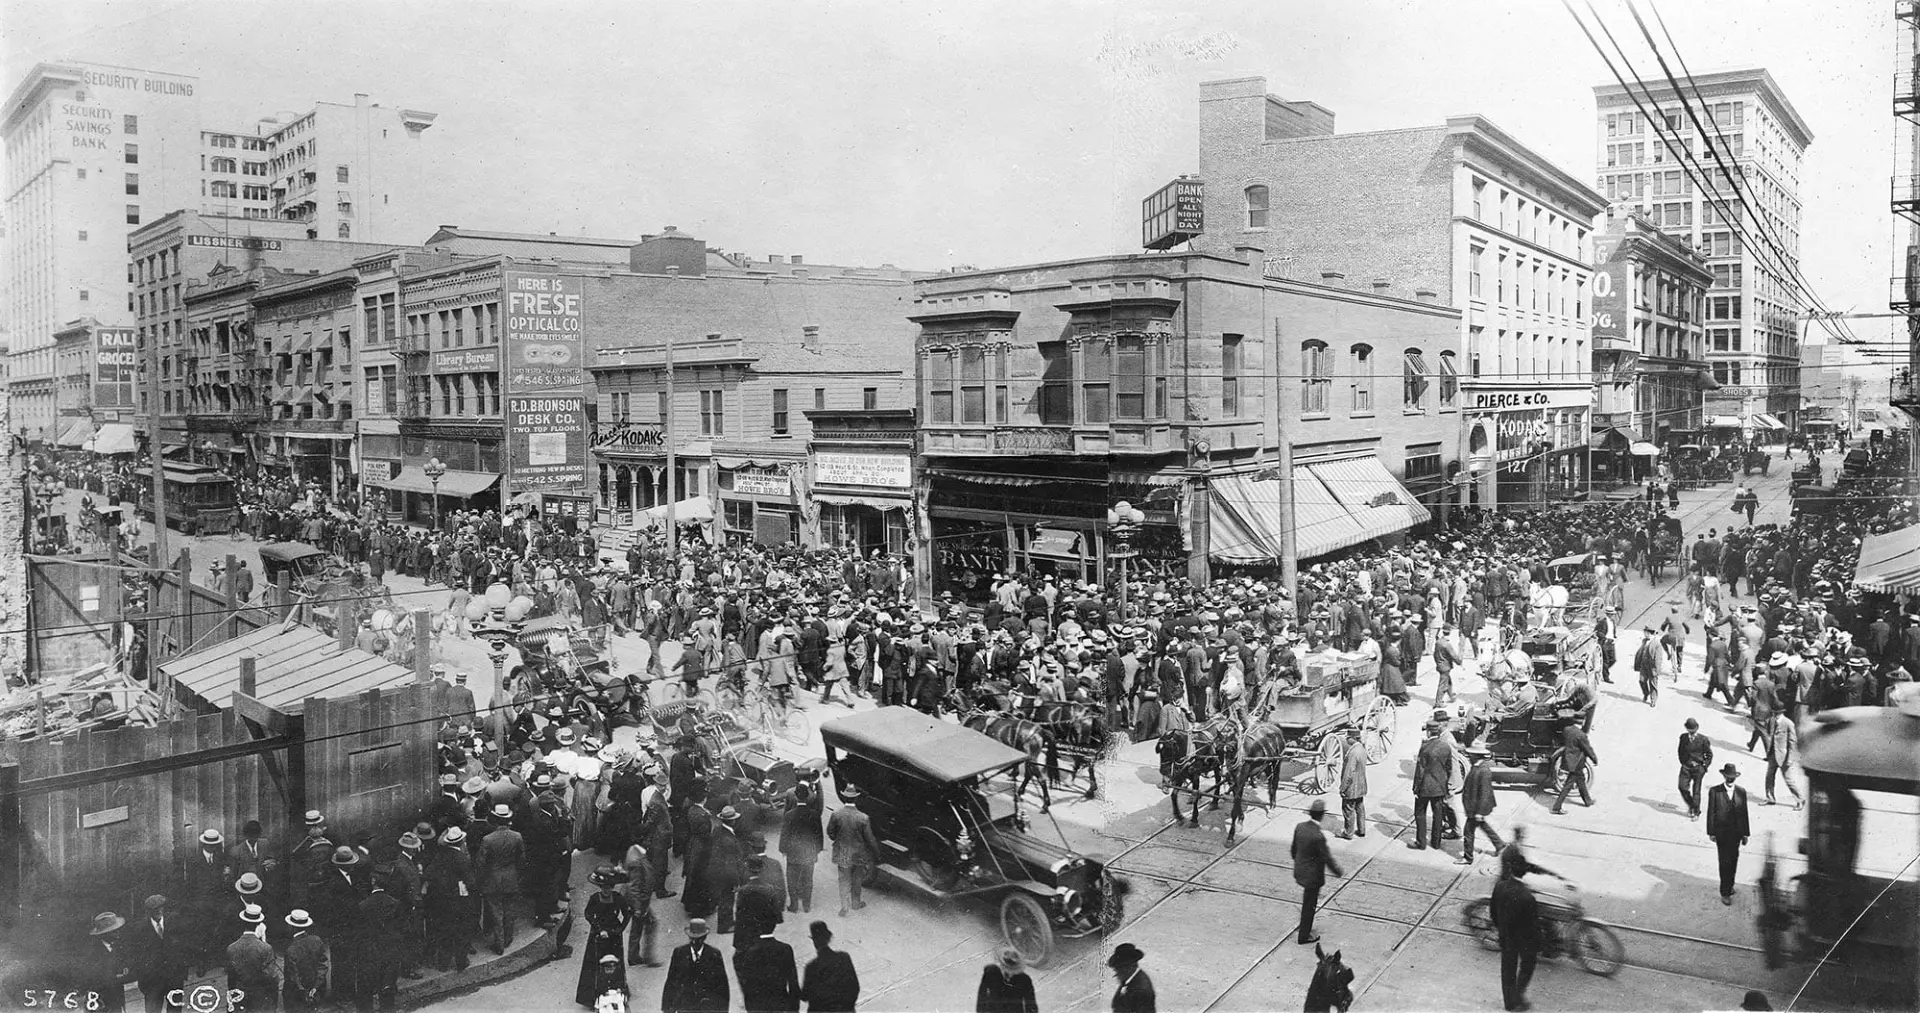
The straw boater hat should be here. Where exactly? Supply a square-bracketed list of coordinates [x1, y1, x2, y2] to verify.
[234, 873, 263, 895]
[199, 829, 224, 847]
[285, 910, 314, 930]
[239, 904, 265, 925]
[441, 826, 467, 845]
[304, 810, 326, 827]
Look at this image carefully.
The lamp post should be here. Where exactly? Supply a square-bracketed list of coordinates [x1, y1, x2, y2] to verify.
[424, 456, 447, 531]
[30, 472, 62, 553]
[1105, 501, 1145, 617]
[472, 581, 531, 701]
[199, 439, 215, 466]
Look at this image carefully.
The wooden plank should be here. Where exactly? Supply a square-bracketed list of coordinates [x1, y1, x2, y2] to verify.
[231, 690, 289, 738]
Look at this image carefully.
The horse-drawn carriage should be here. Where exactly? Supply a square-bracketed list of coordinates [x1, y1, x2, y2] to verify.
[1532, 553, 1598, 627]
[258, 541, 393, 636]
[822, 706, 1129, 968]
[1276, 649, 1397, 794]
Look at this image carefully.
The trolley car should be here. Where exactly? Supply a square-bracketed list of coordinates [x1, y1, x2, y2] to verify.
[132, 462, 236, 535]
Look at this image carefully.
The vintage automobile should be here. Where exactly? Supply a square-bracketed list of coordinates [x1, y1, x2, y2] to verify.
[258, 541, 391, 635]
[820, 706, 1128, 967]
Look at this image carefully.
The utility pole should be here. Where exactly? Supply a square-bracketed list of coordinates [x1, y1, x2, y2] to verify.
[144, 328, 169, 561]
[1270, 312, 1297, 600]
[664, 266, 679, 555]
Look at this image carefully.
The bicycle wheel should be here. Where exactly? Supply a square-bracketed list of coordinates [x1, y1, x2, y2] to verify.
[1460, 898, 1499, 951]
[1572, 919, 1625, 977]
[714, 684, 744, 713]
[778, 706, 811, 746]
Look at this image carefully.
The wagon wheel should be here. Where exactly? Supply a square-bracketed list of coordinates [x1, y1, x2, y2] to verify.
[1306, 734, 1341, 795]
[1361, 696, 1396, 763]
[1000, 892, 1054, 969]
[908, 826, 961, 892]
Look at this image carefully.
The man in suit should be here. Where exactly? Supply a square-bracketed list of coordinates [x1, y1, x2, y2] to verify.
[662, 918, 731, 1013]
[130, 895, 188, 1013]
[1706, 763, 1752, 905]
[826, 785, 881, 918]
[355, 869, 408, 1013]
[183, 828, 231, 974]
[1289, 799, 1343, 945]
[779, 780, 825, 913]
[1677, 718, 1715, 820]
[1748, 663, 1784, 752]
[1490, 849, 1541, 1012]
[734, 926, 801, 1013]
[707, 807, 747, 935]
[1410, 722, 1452, 850]
[733, 855, 786, 948]
[281, 910, 330, 1011]
[226, 906, 282, 1011]
[474, 803, 525, 953]
[1459, 744, 1503, 865]
[1548, 721, 1599, 815]
[800, 921, 860, 1013]
[84, 912, 132, 1013]
[1336, 726, 1368, 840]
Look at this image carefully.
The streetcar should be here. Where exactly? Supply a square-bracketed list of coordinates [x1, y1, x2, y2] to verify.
[1757, 695, 1920, 1008]
[131, 462, 236, 535]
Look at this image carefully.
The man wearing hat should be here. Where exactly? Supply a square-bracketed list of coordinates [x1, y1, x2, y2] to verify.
[84, 910, 132, 1013]
[705, 805, 747, 936]
[423, 825, 476, 971]
[1748, 659, 1785, 753]
[1410, 721, 1453, 850]
[131, 894, 189, 1013]
[1107, 942, 1155, 1013]
[734, 900, 801, 1012]
[1459, 744, 1503, 864]
[446, 670, 478, 726]
[1338, 725, 1369, 840]
[355, 865, 409, 1011]
[475, 802, 526, 954]
[184, 827, 231, 974]
[1678, 718, 1714, 821]
[661, 918, 730, 1013]
[1290, 799, 1343, 945]
[1705, 763, 1752, 905]
[289, 811, 338, 911]
[732, 853, 785, 950]
[226, 905, 281, 1011]
[282, 910, 329, 1011]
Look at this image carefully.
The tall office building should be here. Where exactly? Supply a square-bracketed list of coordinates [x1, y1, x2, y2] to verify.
[2, 62, 437, 437]
[1594, 68, 1812, 433]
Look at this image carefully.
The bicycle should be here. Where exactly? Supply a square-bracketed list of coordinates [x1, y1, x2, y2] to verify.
[1461, 881, 1624, 977]
[737, 681, 811, 747]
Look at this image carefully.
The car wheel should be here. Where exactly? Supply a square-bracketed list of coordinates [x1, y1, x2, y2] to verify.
[1000, 892, 1053, 969]
[908, 826, 960, 892]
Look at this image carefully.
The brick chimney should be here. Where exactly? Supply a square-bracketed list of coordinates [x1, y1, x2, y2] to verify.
[1320, 270, 1346, 287]
[631, 226, 706, 277]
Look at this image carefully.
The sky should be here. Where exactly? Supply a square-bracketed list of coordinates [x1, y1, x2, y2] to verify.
[1, 0, 1898, 351]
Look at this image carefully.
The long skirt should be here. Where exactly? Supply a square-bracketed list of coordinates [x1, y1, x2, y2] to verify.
[574, 926, 626, 1006]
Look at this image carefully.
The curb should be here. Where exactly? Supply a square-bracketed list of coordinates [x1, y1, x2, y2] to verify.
[395, 922, 560, 1010]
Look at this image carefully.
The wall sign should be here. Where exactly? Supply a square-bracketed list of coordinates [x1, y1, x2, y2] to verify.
[506, 395, 588, 491]
[80, 806, 130, 829]
[1465, 387, 1591, 412]
[815, 451, 911, 488]
[730, 469, 791, 497]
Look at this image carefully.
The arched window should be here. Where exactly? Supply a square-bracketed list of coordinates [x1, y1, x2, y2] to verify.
[1403, 348, 1429, 410]
[1438, 350, 1460, 407]
[1301, 340, 1330, 413]
[1245, 185, 1270, 229]
[1350, 343, 1373, 413]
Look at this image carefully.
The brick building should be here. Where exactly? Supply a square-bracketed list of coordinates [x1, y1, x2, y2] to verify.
[1195, 77, 1607, 509]
[1588, 208, 1713, 486]
[911, 249, 1459, 600]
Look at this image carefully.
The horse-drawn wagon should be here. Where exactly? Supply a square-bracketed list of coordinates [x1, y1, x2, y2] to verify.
[1275, 649, 1397, 794]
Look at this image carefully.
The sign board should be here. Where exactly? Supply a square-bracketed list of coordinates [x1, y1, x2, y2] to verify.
[1463, 387, 1591, 413]
[506, 394, 587, 491]
[79, 805, 130, 829]
[815, 451, 911, 489]
[1590, 236, 1628, 344]
[187, 235, 282, 251]
[94, 327, 136, 409]
[1142, 176, 1205, 251]
[363, 459, 397, 484]
[592, 421, 667, 452]
[431, 347, 501, 373]
[504, 273, 584, 394]
[730, 469, 791, 497]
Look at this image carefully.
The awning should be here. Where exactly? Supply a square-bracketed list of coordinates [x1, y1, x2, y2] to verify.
[54, 417, 95, 448]
[1707, 415, 1743, 428]
[1752, 413, 1787, 430]
[714, 455, 797, 470]
[944, 472, 1048, 488]
[161, 444, 192, 459]
[84, 423, 138, 456]
[370, 466, 500, 498]
[638, 495, 713, 527]
[1027, 527, 1085, 558]
[161, 623, 415, 713]
[1109, 470, 1186, 487]
[1588, 425, 1643, 449]
[814, 491, 907, 512]
[1310, 456, 1433, 544]
[1629, 442, 1662, 456]
[1854, 523, 1920, 593]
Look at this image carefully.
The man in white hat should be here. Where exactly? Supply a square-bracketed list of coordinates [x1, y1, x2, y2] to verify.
[185, 828, 231, 973]
[475, 803, 525, 954]
[445, 670, 477, 727]
[289, 811, 337, 911]
[282, 909, 328, 1010]
[226, 905, 281, 1007]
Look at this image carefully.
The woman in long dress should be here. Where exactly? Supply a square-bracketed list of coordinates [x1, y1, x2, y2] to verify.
[575, 866, 634, 1007]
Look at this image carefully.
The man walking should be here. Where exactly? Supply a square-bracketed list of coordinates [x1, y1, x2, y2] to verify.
[1458, 745, 1504, 865]
[826, 784, 880, 918]
[1763, 711, 1804, 809]
[474, 803, 524, 954]
[661, 919, 730, 1013]
[800, 921, 861, 1013]
[1677, 718, 1714, 820]
[1337, 726, 1368, 840]
[1491, 849, 1541, 1012]
[1409, 722, 1451, 850]
[1706, 763, 1752, 906]
[1289, 799, 1343, 945]
[1548, 720, 1598, 815]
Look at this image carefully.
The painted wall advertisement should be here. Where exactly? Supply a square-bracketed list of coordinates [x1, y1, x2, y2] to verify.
[814, 451, 912, 488]
[506, 395, 588, 491]
[504, 272, 586, 492]
[1589, 236, 1627, 345]
[94, 328, 136, 409]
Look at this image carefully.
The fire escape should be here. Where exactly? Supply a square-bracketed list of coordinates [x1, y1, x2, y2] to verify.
[1892, 0, 1920, 418]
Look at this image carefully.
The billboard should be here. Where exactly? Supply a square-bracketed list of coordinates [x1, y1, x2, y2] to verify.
[93, 327, 137, 410]
[506, 395, 588, 491]
[504, 273, 584, 394]
[1590, 236, 1627, 345]
[1142, 176, 1205, 251]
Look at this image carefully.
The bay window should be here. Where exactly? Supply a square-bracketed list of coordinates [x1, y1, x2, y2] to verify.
[1115, 336, 1147, 420]
[925, 350, 954, 423]
[960, 346, 986, 423]
[1039, 342, 1072, 424]
[1081, 338, 1111, 424]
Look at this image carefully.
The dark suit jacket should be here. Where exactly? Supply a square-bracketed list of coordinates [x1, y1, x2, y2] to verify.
[1461, 762, 1497, 817]
[475, 825, 525, 894]
[734, 879, 785, 942]
[734, 936, 802, 1012]
[1111, 969, 1157, 1013]
[1706, 783, 1750, 842]
[1491, 877, 1541, 953]
[1413, 736, 1453, 798]
[662, 941, 731, 1013]
[800, 948, 860, 1012]
[129, 916, 190, 987]
[1289, 819, 1342, 889]
[1678, 732, 1714, 773]
[779, 801, 824, 863]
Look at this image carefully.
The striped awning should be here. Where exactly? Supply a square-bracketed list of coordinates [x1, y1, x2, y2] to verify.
[1752, 413, 1787, 430]
[944, 472, 1047, 487]
[1855, 523, 1920, 593]
[1209, 457, 1430, 565]
[1309, 456, 1432, 545]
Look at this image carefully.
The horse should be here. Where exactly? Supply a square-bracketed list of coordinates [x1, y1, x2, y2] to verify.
[1015, 697, 1117, 801]
[1159, 715, 1240, 828]
[1303, 943, 1355, 1013]
[1223, 719, 1290, 842]
[963, 711, 1055, 813]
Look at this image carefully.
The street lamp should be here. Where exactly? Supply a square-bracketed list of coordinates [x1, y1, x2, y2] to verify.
[472, 580, 533, 700]
[1105, 500, 1146, 616]
[423, 456, 447, 531]
[30, 472, 63, 552]
[199, 439, 215, 465]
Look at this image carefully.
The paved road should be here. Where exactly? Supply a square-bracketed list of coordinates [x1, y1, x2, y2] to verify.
[87, 453, 1909, 1011]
